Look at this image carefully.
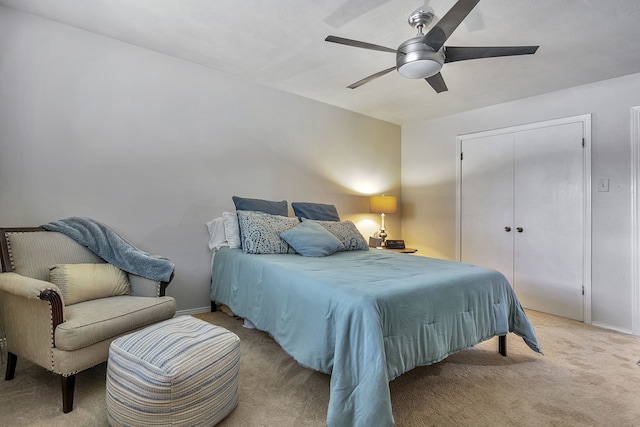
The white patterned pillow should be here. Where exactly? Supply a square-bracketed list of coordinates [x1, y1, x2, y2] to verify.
[305, 219, 369, 251]
[237, 210, 300, 254]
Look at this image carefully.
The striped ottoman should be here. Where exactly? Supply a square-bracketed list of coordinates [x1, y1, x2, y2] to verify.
[106, 316, 240, 426]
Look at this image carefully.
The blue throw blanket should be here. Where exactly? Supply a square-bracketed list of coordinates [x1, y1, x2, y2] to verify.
[42, 217, 175, 282]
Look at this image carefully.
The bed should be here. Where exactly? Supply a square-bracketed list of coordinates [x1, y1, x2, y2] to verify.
[208, 202, 542, 427]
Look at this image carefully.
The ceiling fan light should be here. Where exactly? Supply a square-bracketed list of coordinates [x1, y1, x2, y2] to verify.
[397, 60, 442, 79]
[396, 36, 445, 80]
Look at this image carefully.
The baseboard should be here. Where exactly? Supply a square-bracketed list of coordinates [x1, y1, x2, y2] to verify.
[590, 321, 634, 336]
[176, 306, 211, 317]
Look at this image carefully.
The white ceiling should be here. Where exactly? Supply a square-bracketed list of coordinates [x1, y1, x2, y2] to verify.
[2, 0, 640, 125]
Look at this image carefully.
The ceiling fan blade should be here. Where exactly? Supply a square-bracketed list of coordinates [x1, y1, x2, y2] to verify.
[421, 0, 480, 51]
[425, 72, 448, 93]
[325, 36, 397, 53]
[347, 66, 396, 89]
[444, 45, 539, 63]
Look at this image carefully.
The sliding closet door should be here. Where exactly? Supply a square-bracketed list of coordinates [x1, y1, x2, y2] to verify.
[460, 133, 515, 286]
[513, 122, 584, 320]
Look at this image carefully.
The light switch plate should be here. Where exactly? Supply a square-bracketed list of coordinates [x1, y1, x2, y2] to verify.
[597, 178, 609, 192]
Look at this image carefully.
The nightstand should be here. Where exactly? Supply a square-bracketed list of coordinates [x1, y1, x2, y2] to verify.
[383, 247, 417, 254]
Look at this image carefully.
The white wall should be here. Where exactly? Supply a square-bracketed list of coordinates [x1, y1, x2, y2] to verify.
[402, 72, 640, 333]
[0, 7, 401, 313]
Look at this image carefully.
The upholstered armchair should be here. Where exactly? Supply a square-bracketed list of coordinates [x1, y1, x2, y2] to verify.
[0, 226, 177, 413]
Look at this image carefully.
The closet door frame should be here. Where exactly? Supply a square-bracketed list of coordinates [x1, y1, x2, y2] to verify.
[631, 106, 640, 335]
[456, 114, 592, 325]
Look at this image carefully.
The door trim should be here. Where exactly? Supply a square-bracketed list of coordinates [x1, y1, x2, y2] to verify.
[456, 114, 592, 324]
[631, 106, 640, 335]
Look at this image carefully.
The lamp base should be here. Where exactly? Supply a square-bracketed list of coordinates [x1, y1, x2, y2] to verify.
[379, 229, 388, 247]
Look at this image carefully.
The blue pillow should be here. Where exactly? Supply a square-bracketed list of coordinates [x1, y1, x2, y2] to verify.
[280, 220, 345, 257]
[232, 196, 288, 216]
[291, 202, 340, 221]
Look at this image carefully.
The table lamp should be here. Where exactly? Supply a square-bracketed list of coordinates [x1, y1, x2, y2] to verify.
[369, 195, 398, 247]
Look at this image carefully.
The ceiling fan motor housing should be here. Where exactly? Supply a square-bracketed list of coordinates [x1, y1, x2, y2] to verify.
[396, 36, 445, 79]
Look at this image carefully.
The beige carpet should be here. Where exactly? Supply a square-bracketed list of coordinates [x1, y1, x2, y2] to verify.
[1, 310, 639, 427]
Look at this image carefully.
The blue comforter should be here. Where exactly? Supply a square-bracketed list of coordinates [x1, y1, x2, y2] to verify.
[211, 248, 541, 427]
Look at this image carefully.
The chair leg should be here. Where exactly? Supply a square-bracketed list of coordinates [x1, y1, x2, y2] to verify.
[61, 374, 76, 413]
[5, 352, 17, 380]
[5, 354, 76, 412]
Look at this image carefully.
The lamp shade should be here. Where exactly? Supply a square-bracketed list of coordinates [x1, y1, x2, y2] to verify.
[369, 195, 398, 214]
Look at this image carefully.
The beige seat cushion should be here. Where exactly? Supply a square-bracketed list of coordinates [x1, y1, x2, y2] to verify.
[55, 295, 176, 351]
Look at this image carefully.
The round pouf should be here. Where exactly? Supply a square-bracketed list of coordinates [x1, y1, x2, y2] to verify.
[106, 315, 240, 426]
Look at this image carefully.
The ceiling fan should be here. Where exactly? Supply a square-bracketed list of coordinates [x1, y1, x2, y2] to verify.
[325, 0, 539, 93]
